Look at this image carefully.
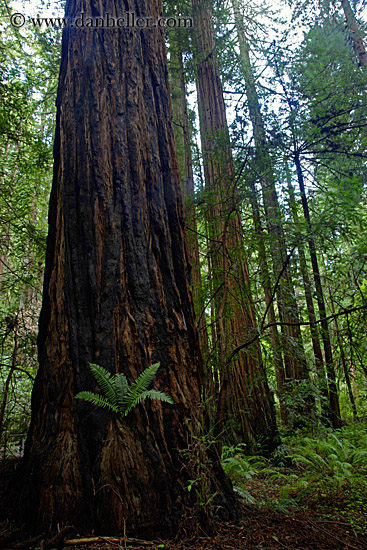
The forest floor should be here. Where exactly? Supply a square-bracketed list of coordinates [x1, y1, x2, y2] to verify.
[1, 458, 367, 550]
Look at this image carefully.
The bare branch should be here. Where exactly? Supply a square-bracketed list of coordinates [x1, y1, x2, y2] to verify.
[227, 305, 367, 365]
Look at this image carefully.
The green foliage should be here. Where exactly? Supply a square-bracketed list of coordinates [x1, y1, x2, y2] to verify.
[1, 0, 367, 478]
[292, 435, 367, 490]
[220, 424, 367, 531]
[221, 444, 287, 505]
[274, 423, 367, 522]
[221, 446, 259, 504]
[290, 425, 367, 489]
[0, 6, 60, 302]
[0, 1, 61, 450]
[275, 423, 367, 532]
[181, 433, 221, 530]
[281, 379, 320, 428]
[76, 362, 174, 417]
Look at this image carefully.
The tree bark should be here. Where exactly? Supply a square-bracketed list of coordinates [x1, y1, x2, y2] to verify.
[168, 31, 210, 382]
[231, 0, 311, 389]
[192, 0, 278, 454]
[15, 0, 236, 535]
[340, 0, 367, 68]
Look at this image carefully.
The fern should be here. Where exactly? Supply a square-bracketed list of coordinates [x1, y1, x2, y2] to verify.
[123, 363, 161, 411]
[76, 362, 174, 417]
[75, 391, 118, 413]
[290, 430, 367, 492]
[88, 363, 118, 406]
[113, 373, 129, 411]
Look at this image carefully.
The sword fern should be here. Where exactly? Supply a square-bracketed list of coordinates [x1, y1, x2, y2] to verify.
[76, 362, 174, 416]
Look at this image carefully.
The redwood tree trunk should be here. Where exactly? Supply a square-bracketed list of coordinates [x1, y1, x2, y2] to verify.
[168, 31, 210, 374]
[192, 0, 278, 454]
[231, 0, 311, 391]
[16, 0, 235, 535]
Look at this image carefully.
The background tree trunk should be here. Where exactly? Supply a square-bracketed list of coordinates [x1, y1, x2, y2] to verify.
[15, 0, 236, 535]
[294, 153, 341, 427]
[286, 174, 328, 421]
[340, 0, 367, 67]
[232, 0, 309, 377]
[232, 0, 314, 423]
[248, 180, 288, 424]
[192, 0, 278, 454]
[168, 31, 210, 381]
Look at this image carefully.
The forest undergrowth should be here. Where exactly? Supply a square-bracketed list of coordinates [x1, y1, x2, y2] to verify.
[1, 422, 367, 550]
[222, 420, 367, 537]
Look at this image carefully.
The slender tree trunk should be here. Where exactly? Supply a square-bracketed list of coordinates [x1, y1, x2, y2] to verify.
[232, 0, 313, 422]
[0, 321, 18, 442]
[285, 173, 330, 421]
[271, 43, 341, 428]
[248, 180, 288, 424]
[15, 0, 236, 535]
[340, 0, 367, 67]
[294, 153, 341, 427]
[335, 315, 358, 419]
[286, 174, 323, 372]
[168, 32, 210, 383]
[328, 289, 358, 419]
[192, 0, 278, 454]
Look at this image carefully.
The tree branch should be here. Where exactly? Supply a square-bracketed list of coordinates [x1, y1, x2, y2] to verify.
[227, 305, 367, 365]
[260, 245, 297, 331]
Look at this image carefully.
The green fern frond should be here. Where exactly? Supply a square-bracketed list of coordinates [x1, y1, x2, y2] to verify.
[123, 362, 161, 410]
[294, 453, 329, 473]
[123, 389, 174, 416]
[75, 391, 118, 413]
[89, 363, 118, 408]
[76, 362, 173, 417]
[141, 389, 174, 405]
[113, 372, 129, 410]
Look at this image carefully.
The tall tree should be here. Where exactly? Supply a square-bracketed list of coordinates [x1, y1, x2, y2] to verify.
[0, 12, 58, 451]
[248, 179, 288, 424]
[285, 173, 328, 411]
[192, 0, 278, 453]
[293, 152, 341, 427]
[231, 0, 314, 422]
[15, 0, 235, 534]
[269, 23, 362, 426]
[168, 25, 210, 382]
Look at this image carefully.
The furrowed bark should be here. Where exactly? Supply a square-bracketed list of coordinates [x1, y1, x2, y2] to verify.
[15, 0, 236, 535]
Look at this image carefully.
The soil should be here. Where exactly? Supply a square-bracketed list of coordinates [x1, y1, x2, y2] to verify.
[1, 459, 366, 550]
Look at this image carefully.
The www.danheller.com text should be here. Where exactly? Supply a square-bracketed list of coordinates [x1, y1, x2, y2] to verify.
[10, 11, 193, 29]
